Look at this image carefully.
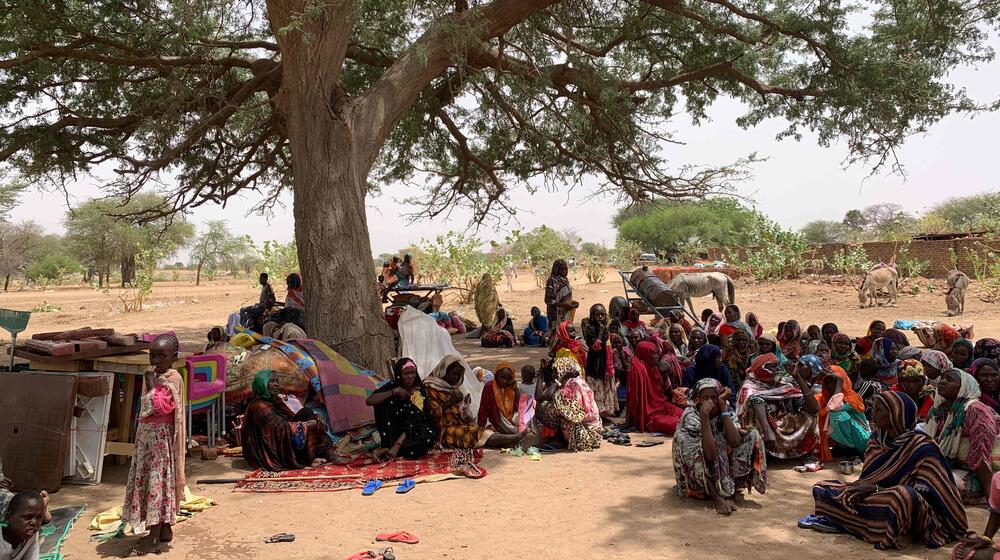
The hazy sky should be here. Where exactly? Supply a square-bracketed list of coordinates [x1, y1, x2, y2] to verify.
[8, 43, 1000, 258]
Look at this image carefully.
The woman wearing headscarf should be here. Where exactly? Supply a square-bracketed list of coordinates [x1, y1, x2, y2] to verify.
[481, 307, 516, 348]
[544, 259, 578, 341]
[627, 341, 684, 435]
[477, 362, 522, 435]
[892, 359, 935, 420]
[925, 368, 999, 503]
[241, 370, 340, 471]
[424, 355, 525, 449]
[922, 350, 953, 384]
[756, 333, 787, 369]
[366, 358, 437, 460]
[553, 320, 587, 367]
[204, 325, 228, 354]
[285, 273, 304, 310]
[672, 378, 767, 516]
[687, 328, 708, 364]
[778, 320, 802, 362]
[808, 340, 833, 369]
[855, 320, 886, 358]
[521, 306, 548, 347]
[976, 339, 1000, 361]
[745, 312, 764, 339]
[830, 333, 861, 382]
[581, 304, 618, 420]
[722, 304, 754, 340]
[705, 312, 724, 336]
[872, 337, 902, 388]
[621, 308, 649, 341]
[808, 391, 967, 550]
[951, 339, 976, 371]
[722, 328, 755, 389]
[973, 358, 1000, 416]
[534, 357, 603, 452]
[736, 353, 819, 459]
[820, 323, 839, 346]
[682, 345, 736, 406]
[807, 355, 871, 462]
[666, 323, 689, 362]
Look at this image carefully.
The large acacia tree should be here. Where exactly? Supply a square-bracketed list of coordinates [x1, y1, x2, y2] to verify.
[2, 1, 998, 369]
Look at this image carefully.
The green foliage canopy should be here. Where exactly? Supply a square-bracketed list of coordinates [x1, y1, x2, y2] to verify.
[922, 192, 1000, 232]
[615, 199, 759, 254]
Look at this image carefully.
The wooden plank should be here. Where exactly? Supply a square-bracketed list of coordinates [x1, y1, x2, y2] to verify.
[32, 328, 115, 341]
[24, 339, 76, 356]
[26, 359, 93, 372]
[93, 353, 189, 375]
[13, 342, 150, 363]
[103, 441, 134, 457]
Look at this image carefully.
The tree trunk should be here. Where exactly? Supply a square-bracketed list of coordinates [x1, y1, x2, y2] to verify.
[195, 263, 202, 286]
[287, 123, 396, 373]
[3, 273, 9, 292]
[269, 0, 395, 374]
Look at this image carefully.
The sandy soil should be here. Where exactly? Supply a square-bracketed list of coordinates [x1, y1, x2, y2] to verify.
[4, 269, 997, 559]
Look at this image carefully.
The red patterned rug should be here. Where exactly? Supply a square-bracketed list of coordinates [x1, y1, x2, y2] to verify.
[234, 449, 486, 493]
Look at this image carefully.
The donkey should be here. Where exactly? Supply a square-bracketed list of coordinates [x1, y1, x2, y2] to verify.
[858, 266, 899, 308]
[945, 269, 970, 316]
[667, 272, 736, 317]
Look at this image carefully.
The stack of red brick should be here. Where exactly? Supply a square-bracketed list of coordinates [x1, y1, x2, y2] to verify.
[25, 328, 139, 357]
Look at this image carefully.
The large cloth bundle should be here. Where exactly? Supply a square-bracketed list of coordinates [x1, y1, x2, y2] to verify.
[629, 267, 680, 308]
[399, 306, 483, 414]
[474, 273, 500, 326]
[237, 346, 310, 396]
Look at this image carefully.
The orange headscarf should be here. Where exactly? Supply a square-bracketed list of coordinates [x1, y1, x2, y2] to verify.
[491, 362, 516, 420]
[555, 321, 587, 367]
[815, 365, 865, 461]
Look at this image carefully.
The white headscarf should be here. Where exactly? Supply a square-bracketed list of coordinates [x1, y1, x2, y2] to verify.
[924, 368, 981, 458]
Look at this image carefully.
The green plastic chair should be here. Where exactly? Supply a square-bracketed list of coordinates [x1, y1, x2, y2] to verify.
[0, 308, 31, 371]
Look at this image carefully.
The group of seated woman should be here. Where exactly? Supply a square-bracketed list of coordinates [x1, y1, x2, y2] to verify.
[234, 292, 1000, 553]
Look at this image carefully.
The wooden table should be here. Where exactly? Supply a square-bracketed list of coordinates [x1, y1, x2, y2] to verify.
[28, 352, 189, 463]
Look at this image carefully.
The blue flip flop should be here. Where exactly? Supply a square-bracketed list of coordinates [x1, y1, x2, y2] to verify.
[396, 479, 415, 494]
[797, 514, 843, 534]
[362, 479, 383, 496]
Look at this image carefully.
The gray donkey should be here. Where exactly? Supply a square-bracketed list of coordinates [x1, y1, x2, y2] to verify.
[667, 272, 736, 316]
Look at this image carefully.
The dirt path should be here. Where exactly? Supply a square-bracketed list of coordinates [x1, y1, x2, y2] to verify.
[54, 438, 980, 560]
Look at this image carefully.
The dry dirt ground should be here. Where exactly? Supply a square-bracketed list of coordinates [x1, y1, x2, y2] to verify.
[2, 269, 996, 559]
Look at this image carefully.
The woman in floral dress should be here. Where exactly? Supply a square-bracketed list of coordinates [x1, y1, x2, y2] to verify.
[122, 334, 186, 556]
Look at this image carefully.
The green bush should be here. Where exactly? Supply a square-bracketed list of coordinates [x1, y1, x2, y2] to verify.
[25, 254, 82, 282]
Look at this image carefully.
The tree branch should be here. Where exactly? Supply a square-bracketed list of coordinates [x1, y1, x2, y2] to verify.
[353, 0, 561, 170]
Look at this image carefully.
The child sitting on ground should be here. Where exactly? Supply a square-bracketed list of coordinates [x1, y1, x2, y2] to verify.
[1, 491, 45, 560]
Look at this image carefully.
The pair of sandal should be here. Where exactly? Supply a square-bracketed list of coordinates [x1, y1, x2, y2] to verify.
[797, 514, 844, 534]
[362, 479, 415, 496]
[606, 433, 631, 446]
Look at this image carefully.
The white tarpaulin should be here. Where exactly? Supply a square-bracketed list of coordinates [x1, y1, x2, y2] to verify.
[398, 306, 483, 413]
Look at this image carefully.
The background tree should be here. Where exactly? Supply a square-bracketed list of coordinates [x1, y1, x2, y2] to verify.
[0, 221, 43, 291]
[842, 210, 869, 241]
[0, 175, 27, 220]
[190, 220, 237, 286]
[922, 191, 1000, 232]
[2, 1, 998, 369]
[64, 196, 193, 287]
[800, 220, 848, 245]
[615, 198, 759, 254]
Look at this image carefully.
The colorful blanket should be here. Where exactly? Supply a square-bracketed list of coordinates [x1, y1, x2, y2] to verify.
[234, 449, 485, 493]
[293, 339, 379, 433]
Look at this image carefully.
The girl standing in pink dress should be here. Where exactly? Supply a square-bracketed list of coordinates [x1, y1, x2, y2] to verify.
[122, 334, 186, 556]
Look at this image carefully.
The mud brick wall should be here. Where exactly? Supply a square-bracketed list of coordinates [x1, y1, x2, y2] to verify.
[704, 237, 1000, 279]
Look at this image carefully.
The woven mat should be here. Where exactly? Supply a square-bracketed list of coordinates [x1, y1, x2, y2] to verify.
[234, 449, 485, 493]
